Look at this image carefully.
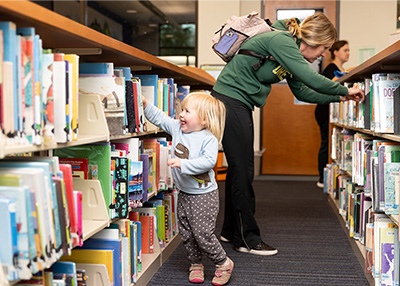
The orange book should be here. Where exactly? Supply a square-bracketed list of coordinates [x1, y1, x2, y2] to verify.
[139, 214, 150, 253]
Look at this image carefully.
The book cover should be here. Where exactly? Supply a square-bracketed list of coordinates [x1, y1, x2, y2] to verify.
[53, 53, 68, 143]
[132, 78, 147, 132]
[79, 62, 114, 75]
[0, 21, 18, 139]
[64, 54, 79, 141]
[111, 156, 129, 218]
[79, 76, 126, 136]
[140, 153, 149, 201]
[384, 163, 400, 214]
[53, 143, 112, 218]
[59, 164, 78, 241]
[380, 227, 395, 286]
[133, 220, 142, 273]
[0, 185, 32, 279]
[60, 249, 114, 285]
[129, 161, 143, 203]
[41, 52, 55, 144]
[365, 222, 374, 274]
[59, 158, 89, 179]
[51, 261, 77, 286]
[77, 238, 121, 286]
[73, 190, 83, 247]
[0, 196, 18, 281]
[125, 79, 136, 133]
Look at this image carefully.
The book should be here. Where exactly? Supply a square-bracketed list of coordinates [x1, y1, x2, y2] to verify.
[0, 196, 18, 281]
[54, 143, 112, 218]
[75, 263, 111, 286]
[0, 21, 18, 140]
[53, 177, 71, 257]
[60, 249, 114, 286]
[41, 51, 55, 144]
[110, 156, 129, 218]
[73, 191, 83, 247]
[51, 261, 78, 286]
[53, 53, 68, 143]
[77, 238, 121, 286]
[380, 226, 396, 286]
[64, 54, 79, 141]
[59, 158, 89, 179]
[0, 185, 32, 279]
[79, 62, 114, 75]
[59, 164, 78, 244]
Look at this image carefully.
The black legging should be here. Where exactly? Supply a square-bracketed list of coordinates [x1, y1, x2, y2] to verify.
[212, 90, 262, 249]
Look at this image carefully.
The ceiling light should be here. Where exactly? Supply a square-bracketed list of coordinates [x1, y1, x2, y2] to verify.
[126, 9, 137, 13]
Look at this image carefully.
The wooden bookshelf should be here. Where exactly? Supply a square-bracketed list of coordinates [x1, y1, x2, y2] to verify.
[0, 1, 213, 285]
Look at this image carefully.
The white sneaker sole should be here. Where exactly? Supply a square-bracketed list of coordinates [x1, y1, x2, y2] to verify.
[220, 236, 232, 243]
[316, 182, 324, 188]
[236, 246, 278, 256]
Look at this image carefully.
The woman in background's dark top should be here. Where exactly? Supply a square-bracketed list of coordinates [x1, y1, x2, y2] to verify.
[315, 40, 349, 188]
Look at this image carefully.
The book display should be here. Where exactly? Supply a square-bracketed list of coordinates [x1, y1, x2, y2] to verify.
[0, 1, 214, 286]
[326, 39, 400, 285]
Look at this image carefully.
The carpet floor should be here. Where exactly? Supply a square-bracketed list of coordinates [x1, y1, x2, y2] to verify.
[147, 178, 370, 286]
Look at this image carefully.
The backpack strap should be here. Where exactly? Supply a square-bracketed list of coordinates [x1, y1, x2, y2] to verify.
[238, 49, 276, 71]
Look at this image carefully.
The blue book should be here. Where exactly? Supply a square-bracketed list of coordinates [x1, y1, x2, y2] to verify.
[133, 220, 142, 273]
[130, 222, 137, 283]
[167, 78, 174, 117]
[133, 74, 159, 108]
[78, 238, 121, 286]
[0, 196, 18, 281]
[0, 21, 18, 136]
[0, 185, 32, 279]
[51, 261, 78, 286]
[79, 62, 114, 75]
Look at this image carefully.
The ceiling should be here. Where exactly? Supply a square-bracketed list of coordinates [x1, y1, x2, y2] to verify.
[95, 0, 197, 33]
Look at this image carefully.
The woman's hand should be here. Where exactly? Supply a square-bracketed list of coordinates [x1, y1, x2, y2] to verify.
[168, 158, 181, 169]
[142, 96, 148, 108]
[341, 87, 365, 102]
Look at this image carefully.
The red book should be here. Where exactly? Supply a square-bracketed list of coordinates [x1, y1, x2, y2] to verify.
[139, 214, 150, 254]
[59, 164, 78, 237]
[59, 158, 89, 179]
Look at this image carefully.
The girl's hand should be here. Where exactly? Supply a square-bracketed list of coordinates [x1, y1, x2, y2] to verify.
[142, 96, 148, 108]
[167, 158, 181, 169]
[343, 87, 365, 102]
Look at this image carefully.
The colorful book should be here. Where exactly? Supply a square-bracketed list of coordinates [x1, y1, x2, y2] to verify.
[59, 158, 89, 180]
[53, 53, 68, 143]
[41, 51, 55, 144]
[73, 190, 83, 247]
[64, 54, 80, 141]
[51, 261, 78, 286]
[79, 62, 114, 75]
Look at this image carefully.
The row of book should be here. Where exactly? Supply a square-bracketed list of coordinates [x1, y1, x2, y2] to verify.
[0, 135, 176, 282]
[331, 126, 400, 215]
[0, 156, 83, 282]
[0, 20, 193, 147]
[15, 189, 179, 286]
[330, 73, 400, 134]
[324, 165, 400, 286]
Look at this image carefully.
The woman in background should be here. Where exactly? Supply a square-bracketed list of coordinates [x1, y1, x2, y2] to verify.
[315, 40, 350, 188]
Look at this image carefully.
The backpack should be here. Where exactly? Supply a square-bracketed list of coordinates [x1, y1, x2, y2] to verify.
[212, 11, 277, 69]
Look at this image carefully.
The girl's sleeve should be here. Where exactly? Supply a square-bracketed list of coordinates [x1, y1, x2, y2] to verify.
[144, 103, 178, 135]
[267, 34, 348, 97]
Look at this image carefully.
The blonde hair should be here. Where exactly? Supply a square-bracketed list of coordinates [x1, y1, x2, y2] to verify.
[286, 12, 337, 47]
[181, 92, 226, 142]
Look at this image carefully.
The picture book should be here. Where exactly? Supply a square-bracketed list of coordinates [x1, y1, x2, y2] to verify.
[53, 53, 67, 143]
[60, 249, 114, 285]
[129, 222, 137, 283]
[64, 54, 79, 141]
[59, 158, 89, 179]
[73, 190, 83, 247]
[79, 62, 114, 75]
[77, 238, 121, 286]
[380, 226, 396, 286]
[54, 143, 112, 218]
[111, 156, 129, 218]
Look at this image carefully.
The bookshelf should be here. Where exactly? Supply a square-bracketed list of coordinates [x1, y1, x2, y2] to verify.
[0, 1, 214, 285]
[328, 39, 400, 285]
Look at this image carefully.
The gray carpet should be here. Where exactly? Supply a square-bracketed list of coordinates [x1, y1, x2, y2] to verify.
[147, 178, 370, 286]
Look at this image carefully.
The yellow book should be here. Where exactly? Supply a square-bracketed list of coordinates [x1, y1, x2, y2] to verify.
[60, 248, 113, 284]
[64, 54, 79, 141]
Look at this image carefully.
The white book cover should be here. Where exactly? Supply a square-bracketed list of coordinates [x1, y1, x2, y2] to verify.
[66, 61, 73, 141]
[377, 74, 400, 133]
[53, 60, 67, 143]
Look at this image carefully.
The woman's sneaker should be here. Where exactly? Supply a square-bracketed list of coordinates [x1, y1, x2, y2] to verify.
[220, 235, 232, 243]
[236, 241, 278, 256]
[212, 257, 234, 286]
[189, 264, 204, 283]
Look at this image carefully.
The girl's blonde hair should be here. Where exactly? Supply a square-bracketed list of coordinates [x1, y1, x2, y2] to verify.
[286, 12, 337, 47]
[181, 92, 226, 142]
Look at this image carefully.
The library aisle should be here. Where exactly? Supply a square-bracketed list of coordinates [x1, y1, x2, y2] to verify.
[148, 176, 370, 286]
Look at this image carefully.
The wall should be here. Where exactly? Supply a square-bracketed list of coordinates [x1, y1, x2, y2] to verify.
[339, 0, 397, 69]
[197, 0, 263, 154]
